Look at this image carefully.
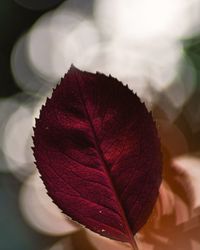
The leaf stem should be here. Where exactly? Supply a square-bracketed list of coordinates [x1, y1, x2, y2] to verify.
[130, 236, 139, 250]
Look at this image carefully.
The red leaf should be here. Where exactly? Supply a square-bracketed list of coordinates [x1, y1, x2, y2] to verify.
[33, 65, 162, 248]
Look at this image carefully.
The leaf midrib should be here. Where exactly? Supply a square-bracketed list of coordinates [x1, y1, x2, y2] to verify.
[74, 71, 136, 247]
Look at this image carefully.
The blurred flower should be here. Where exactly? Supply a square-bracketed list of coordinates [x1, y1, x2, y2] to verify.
[138, 154, 200, 250]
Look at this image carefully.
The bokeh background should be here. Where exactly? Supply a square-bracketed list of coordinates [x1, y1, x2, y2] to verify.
[1, 0, 200, 249]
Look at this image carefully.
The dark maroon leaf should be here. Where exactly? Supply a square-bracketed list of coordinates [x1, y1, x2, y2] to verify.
[33, 65, 162, 248]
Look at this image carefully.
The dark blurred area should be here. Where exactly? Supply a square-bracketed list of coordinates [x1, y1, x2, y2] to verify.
[0, 2, 73, 250]
[0, 0, 41, 97]
[1, 0, 200, 250]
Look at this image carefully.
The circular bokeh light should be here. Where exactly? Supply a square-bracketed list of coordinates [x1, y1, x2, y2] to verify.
[20, 172, 80, 236]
